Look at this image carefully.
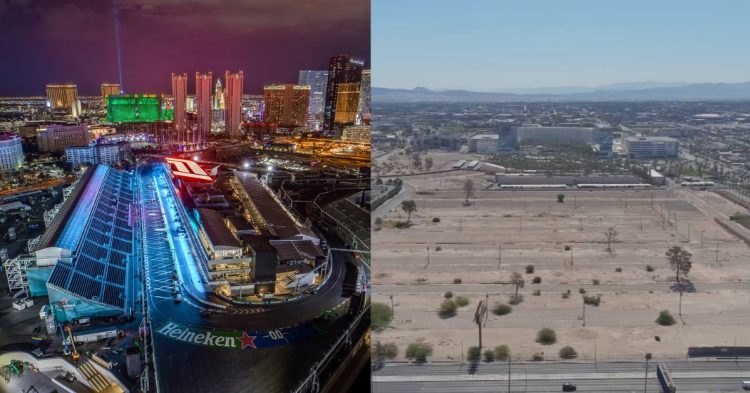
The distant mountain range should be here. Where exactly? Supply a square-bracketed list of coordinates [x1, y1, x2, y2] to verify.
[373, 82, 750, 102]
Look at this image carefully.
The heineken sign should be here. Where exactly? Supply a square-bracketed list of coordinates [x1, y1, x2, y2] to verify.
[157, 322, 249, 349]
[156, 320, 315, 350]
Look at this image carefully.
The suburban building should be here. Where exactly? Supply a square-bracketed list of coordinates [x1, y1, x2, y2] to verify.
[624, 136, 679, 159]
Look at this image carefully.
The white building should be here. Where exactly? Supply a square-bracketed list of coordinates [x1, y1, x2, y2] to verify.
[0, 133, 24, 172]
[65, 142, 129, 168]
[468, 134, 499, 154]
[624, 137, 679, 159]
[515, 125, 597, 145]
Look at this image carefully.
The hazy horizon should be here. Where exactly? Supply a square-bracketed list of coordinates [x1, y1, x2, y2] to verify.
[373, 0, 750, 91]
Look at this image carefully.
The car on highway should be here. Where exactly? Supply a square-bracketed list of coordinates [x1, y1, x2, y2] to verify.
[742, 380, 750, 390]
[562, 383, 577, 391]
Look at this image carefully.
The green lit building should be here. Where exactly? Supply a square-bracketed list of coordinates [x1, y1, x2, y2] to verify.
[107, 94, 174, 123]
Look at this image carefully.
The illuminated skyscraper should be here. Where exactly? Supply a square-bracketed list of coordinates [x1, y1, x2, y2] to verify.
[263, 84, 311, 128]
[358, 69, 371, 119]
[171, 73, 188, 142]
[46, 84, 79, 113]
[195, 72, 213, 145]
[334, 83, 361, 126]
[224, 70, 244, 138]
[0, 133, 25, 173]
[101, 83, 120, 107]
[323, 55, 363, 132]
[213, 78, 225, 110]
[298, 70, 328, 118]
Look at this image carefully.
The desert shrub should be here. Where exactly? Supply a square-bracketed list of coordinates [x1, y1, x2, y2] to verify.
[444, 291, 453, 299]
[525, 264, 535, 274]
[532, 353, 544, 361]
[559, 346, 578, 359]
[562, 292, 571, 299]
[592, 278, 601, 285]
[532, 276, 542, 284]
[533, 289, 541, 296]
[615, 267, 622, 273]
[536, 328, 557, 345]
[453, 278, 462, 284]
[372, 303, 393, 330]
[374, 341, 398, 359]
[492, 303, 512, 316]
[509, 294, 524, 305]
[454, 296, 470, 307]
[438, 299, 458, 318]
[494, 345, 510, 361]
[583, 295, 601, 306]
[435, 246, 442, 251]
[578, 288, 587, 294]
[395, 221, 412, 229]
[405, 342, 433, 363]
[646, 265, 654, 272]
[564, 245, 571, 251]
[467, 346, 481, 362]
[374, 217, 383, 225]
[656, 310, 676, 326]
[432, 217, 441, 223]
[483, 350, 495, 362]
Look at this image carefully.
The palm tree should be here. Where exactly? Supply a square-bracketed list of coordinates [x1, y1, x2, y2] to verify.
[666, 246, 692, 283]
[401, 200, 417, 225]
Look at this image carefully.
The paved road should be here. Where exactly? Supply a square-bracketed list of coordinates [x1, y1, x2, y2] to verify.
[373, 182, 416, 219]
[373, 360, 750, 392]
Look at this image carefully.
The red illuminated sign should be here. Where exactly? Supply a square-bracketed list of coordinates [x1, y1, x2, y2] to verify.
[165, 157, 213, 182]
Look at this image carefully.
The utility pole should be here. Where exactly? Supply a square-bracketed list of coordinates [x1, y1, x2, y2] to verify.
[426, 246, 430, 268]
[390, 295, 394, 318]
[497, 244, 502, 270]
[716, 243, 719, 262]
[582, 297, 586, 327]
[507, 356, 511, 393]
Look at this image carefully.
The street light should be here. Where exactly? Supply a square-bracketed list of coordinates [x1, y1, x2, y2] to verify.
[243, 162, 250, 169]
[644, 353, 652, 393]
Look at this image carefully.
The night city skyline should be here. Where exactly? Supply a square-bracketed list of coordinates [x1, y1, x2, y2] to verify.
[0, 0, 370, 96]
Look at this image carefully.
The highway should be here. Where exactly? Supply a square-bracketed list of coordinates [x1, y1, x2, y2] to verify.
[373, 360, 750, 392]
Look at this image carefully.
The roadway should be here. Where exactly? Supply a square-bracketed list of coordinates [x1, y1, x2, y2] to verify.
[373, 360, 750, 392]
[373, 182, 416, 219]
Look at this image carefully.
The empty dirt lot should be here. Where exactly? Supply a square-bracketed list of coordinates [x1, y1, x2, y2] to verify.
[373, 158, 750, 362]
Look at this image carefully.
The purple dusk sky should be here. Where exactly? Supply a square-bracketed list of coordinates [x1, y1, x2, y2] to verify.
[0, 0, 370, 96]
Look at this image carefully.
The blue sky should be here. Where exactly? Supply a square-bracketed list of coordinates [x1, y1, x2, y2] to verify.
[373, 0, 750, 90]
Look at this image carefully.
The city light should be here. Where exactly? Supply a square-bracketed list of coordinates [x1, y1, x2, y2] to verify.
[243, 162, 250, 169]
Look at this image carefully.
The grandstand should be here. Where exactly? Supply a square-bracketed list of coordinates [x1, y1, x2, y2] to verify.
[232, 171, 318, 244]
[3, 164, 136, 322]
